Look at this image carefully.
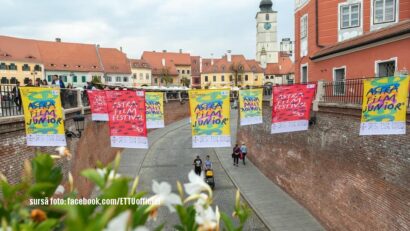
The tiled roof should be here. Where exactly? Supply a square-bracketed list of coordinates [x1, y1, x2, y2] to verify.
[141, 51, 191, 76]
[0, 36, 42, 63]
[37, 40, 103, 72]
[129, 59, 151, 69]
[311, 19, 410, 60]
[265, 54, 294, 75]
[98, 48, 131, 74]
[202, 55, 264, 74]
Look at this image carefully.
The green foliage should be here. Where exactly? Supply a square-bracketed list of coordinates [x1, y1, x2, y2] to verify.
[180, 77, 190, 88]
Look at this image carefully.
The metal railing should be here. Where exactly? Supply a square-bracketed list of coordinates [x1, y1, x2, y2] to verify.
[0, 85, 86, 117]
[323, 77, 410, 107]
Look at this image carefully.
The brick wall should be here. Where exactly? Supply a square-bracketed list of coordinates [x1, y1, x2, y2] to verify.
[237, 102, 410, 231]
[0, 101, 190, 197]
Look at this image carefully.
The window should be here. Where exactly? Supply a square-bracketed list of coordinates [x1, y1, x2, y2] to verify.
[0, 63, 7, 70]
[245, 75, 249, 81]
[205, 76, 208, 82]
[62, 76, 67, 82]
[270, 76, 274, 79]
[160, 79, 164, 84]
[333, 68, 346, 95]
[340, 4, 360, 29]
[213, 76, 216, 82]
[182, 70, 185, 74]
[374, 0, 396, 24]
[140, 73, 143, 80]
[300, 15, 308, 39]
[177, 70, 180, 73]
[48, 75, 52, 82]
[106, 76, 112, 82]
[10, 77, 17, 84]
[187, 70, 190, 74]
[116, 77, 122, 82]
[22, 64, 30, 71]
[133, 74, 137, 79]
[1, 77, 8, 84]
[154, 78, 158, 84]
[146, 73, 150, 80]
[24, 78, 30, 84]
[238, 75, 242, 81]
[301, 65, 308, 83]
[9, 63, 17, 71]
[123, 77, 129, 82]
[221, 75, 225, 81]
[73, 76, 78, 83]
[265, 75, 269, 79]
[34, 65, 42, 71]
[377, 60, 396, 77]
[229, 75, 233, 81]
[266, 14, 269, 20]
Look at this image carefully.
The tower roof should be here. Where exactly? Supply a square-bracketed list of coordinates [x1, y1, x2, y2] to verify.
[259, 0, 273, 12]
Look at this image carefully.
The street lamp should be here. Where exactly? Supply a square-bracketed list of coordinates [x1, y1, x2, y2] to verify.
[65, 114, 85, 138]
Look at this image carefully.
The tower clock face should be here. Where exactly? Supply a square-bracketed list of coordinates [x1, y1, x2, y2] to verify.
[264, 22, 271, 30]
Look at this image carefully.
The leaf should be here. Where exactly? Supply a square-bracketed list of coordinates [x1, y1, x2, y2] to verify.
[220, 213, 235, 231]
[154, 223, 165, 231]
[29, 182, 58, 198]
[34, 219, 58, 231]
[81, 169, 105, 188]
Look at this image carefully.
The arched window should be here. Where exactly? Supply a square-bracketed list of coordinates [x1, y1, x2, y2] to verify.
[266, 14, 270, 20]
[24, 78, 30, 84]
[1, 77, 9, 84]
[10, 77, 17, 84]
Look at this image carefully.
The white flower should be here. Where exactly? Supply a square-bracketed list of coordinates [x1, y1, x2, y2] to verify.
[54, 185, 65, 195]
[195, 206, 220, 231]
[184, 170, 212, 196]
[54, 147, 72, 160]
[96, 168, 121, 181]
[151, 180, 182, 213]
[105, 210, 130, 231]
[134, 226, 149, 231]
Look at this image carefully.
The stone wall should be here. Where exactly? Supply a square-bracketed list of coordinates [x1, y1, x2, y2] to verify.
[237, 102, 410, 231]
[0, 101, 190, 197]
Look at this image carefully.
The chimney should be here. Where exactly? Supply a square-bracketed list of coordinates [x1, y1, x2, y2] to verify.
[211, 53, 214, 66]
[120, 46, 123, 52]
[179, 49, 182, 53]
[96, 44, 100, 48]
[162, 58, 166, 66]
[227, 50, 232, 62]
[162, 50, 167, 53]
[55, 38, 61, 42]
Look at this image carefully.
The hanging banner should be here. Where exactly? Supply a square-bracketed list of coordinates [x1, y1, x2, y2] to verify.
[106, 90, 148, 149]
[87, 90, 109, 121]
[145, 92, 165, 128]
[239, 89, 263, 126]
[189, 89, 231, 148]
[20, 87, 66, 146]
[360, 76, 409, 135]
[271, 84, 316, 134]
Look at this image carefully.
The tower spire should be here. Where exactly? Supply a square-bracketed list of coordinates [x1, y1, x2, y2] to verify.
[259, 0, 273, 12]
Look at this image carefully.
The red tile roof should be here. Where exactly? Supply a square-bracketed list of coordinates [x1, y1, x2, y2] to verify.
[129, 59, 151, 69]
[265, 54, 294, 75]
[141, 51, 192, 76]
[201, 55, 264, 74]
[0, 36, 42, 63]
[190, 56, 201, 77]
[311, 19, 410, 60]
[37, 40, 103, 72]
[98, 48, 131, 74]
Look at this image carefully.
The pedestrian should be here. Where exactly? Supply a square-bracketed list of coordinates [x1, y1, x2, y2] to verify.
[52, 75, 65, 88]
[34, 79, 41, 87]
[25, 79, 34, 87]
[67, 83, 75, 107]
[240, 142, 248, 165]
[12, 81, 22, 111]
[204, 155, 212, 170]
[193, 155, 203, 176]
[232, 144, 241, 166]
[41, 79, 48, 86]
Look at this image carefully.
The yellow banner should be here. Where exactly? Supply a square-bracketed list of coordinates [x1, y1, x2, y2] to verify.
[360, 76, 409, 135]
[146, 92, 165, 128]
[239, 88, 263, 126]
[20, 87, 66, 146]
[189, 89, 231, 148]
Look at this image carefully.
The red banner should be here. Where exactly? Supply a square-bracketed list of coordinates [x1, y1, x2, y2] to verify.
[106, 90, 148, 149]
[271, 84, 316, 134]
[87, 90, 109, 121]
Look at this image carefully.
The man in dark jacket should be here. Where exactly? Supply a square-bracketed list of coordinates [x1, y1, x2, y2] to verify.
[12, 81, 22, 111]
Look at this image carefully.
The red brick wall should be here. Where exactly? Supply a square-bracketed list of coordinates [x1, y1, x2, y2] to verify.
[0, 101, 190, 197]
[237, 103, 410, 230]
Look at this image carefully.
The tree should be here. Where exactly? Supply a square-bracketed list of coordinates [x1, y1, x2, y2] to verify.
[230, 62, 245, 87]
[181, 77, 190, 88]
[91, 76, 103, 89]
[160, 67, 173, 86]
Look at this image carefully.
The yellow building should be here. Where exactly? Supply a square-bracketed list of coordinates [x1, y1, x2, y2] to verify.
[0, 36, 45, 85]
[129, 59, 152, 86]
[200, 55, 264, 89]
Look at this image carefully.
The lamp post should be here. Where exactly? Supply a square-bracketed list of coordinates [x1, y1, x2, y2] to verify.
[65, 114, 85, 138]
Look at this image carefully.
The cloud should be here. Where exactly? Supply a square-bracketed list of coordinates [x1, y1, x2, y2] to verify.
[0, 0, 294, 59]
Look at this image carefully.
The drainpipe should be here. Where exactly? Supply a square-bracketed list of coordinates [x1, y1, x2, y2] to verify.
[316, 0, 325, 48]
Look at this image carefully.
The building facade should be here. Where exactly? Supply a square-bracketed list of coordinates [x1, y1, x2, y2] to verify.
[295, 0, 410, 84]
[280, 38, 294, 57]
[0, 36, 45, 85]
[99, 48, 132, 87]
[129, 59, 152, 87]
[256, 0, 279, 67]
[200, 54, 264, 89]
[264, 52, 295, 85]
[191, 56, 201, 89]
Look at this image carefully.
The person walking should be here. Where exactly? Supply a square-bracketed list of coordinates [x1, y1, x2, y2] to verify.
[193, 155, 203, 176]
[204, 155, 212, 170]
[232, 144, 241, 166]
[240, 142, 248, 165]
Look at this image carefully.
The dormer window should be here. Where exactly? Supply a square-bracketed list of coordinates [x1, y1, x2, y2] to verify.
[63, 64, 68, 67]
[26, 55, 35, 59]
[92, 65, 97, 69]
[50, 64, 56, 67]
[76, 65, 82, 68]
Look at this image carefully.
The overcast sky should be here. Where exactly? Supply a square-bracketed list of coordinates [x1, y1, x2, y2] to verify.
[0, 0, 294, 59]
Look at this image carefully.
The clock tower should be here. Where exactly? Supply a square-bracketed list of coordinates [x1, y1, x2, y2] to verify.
[256, 0, 278, 68]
